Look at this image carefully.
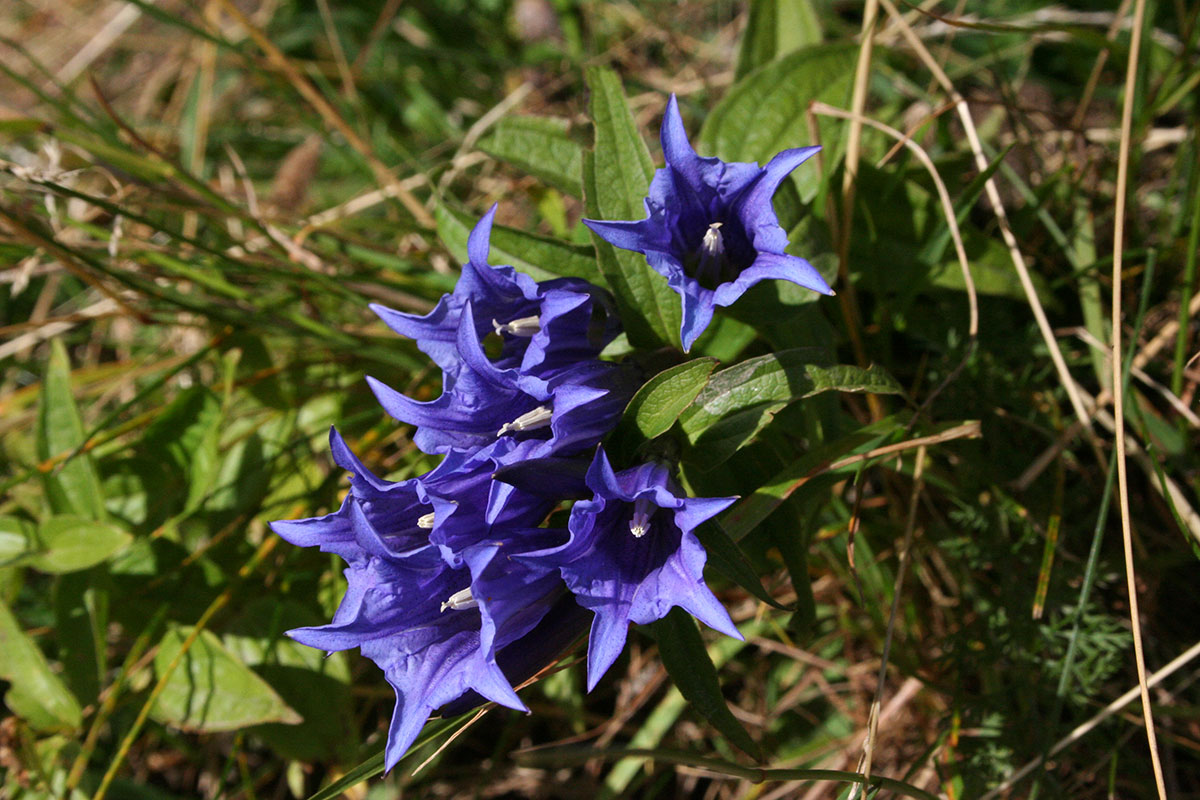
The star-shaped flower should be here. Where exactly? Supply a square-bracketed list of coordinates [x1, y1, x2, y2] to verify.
[524, 448, 741, 690]
[366, 302, 629, 460]
[272, 431, 566, 772]
[584, 95, 834, 351]
[371, 205, 615, 384]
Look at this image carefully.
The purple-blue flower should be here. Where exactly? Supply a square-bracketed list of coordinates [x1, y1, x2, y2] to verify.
[371, 205, 614, 384]
[584, 95, 834, 352]
[524, 447, 741, 691]
[366, 302, 630, 461]
[272, 430, 565, 771]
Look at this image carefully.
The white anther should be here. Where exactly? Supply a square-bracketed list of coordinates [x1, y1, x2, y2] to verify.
[417, 512, 435, 529]
[629, 497, 654, 538]
[492, 315, 541, 337]
[440, 587, 478, 612]
[701, 222, 725, 256]
[497, 405, 553, 437]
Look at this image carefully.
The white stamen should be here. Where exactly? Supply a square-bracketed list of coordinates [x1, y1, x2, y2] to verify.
[492, 315, 541, 337]
[629, 497, 654, 538]
[497, 405, 553, 437]
[417, 512, 435, 529]
[440, 587, 478, 612]
[701, 222, 725, 256]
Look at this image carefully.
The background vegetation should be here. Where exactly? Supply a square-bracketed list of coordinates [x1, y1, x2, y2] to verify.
[1, 0, 1197, 797]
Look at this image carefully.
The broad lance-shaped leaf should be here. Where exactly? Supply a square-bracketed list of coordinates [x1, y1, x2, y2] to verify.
[584, 66, 681, 349]
[676, 353, 901, 468]
[0, 598, 83, 732]
[37, 339, 106, 521]
[652, 608, 761, 760]
[26, 516, 132, 574]
[477, 115, 583, 197]
[679, 350, 901, 465]
[736, 0, 822, 79]
[152, 625, 302, 732]
[608, 358, 717, 460]
[435, 203, 601, 284]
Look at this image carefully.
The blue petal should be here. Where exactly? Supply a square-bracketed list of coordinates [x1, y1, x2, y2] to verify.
[467, 204, 498, 268]
[586, 610, 631, 691]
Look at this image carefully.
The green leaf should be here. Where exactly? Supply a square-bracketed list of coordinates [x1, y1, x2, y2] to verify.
[584, 66, 681, 348]
[701, 44, 857, 203]
[477, 115, 584, 197]
[152, 625, 302, 732]
[721, 415, 908, 541]
[651, 608, 760, 759]
[0, 516, 33, 563]
[0, 598, 83, 731]
[36, 339, 106, 521]
[614, 359, 718, 445]
[694, 521, 788, 611]
[27, 516, 132, 574]
[679, 350, 902, 465]
[435, 203, 601, 283]
[53, 573, 106, 707]
[736, 0, 823, 79]
[224, 599, 357, 762]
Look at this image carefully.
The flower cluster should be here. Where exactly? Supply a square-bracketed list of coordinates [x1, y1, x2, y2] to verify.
[585, 95, 834, 351]
[273, 206, 741, 770]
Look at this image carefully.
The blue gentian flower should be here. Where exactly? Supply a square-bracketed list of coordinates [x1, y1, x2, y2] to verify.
[366, 302, 629, 460]
[584, 95, 834, 351]
[273, 430, 565, 772]
[524, 448, 741, 691]
[371, 205, 615, 383]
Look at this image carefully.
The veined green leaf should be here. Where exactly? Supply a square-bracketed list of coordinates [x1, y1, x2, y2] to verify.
[152, 626, 302, 732]
[679, 349, 901, 466]
[701, 44, 857, 203]
[478, 115, 583, 197]
[36, 339, 106, 521]
[736, 0, 823, 79]
[614, 358, 718, 445]
[0, 598, 82, 731]
[584, 67, 682, 349]
[27, 516, 132, 574]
